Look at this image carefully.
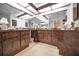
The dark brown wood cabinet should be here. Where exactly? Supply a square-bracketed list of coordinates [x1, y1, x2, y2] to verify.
[33, 29, 79, 56]
[0, 30, 30, 56]
[2, 31, 20, 55]
[55, 30, 79, 56]
[37, 30, 57, 45]
[1, 29, 79, 56]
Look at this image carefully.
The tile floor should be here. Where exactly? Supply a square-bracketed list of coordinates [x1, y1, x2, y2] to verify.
[15, 42, 60, 56]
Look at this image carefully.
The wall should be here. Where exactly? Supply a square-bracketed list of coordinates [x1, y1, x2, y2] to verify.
[16, 19, 25, 28]
[0, 14, 10, 30]
[48, 10, 66, 28]
[0, 8, 11, 27]
[11, 18, 25, 28]
[28, 17, 41, 28]
[10, 14, 26, 28]
[0, 3, 23, 28]
[64, 4, 73, 29]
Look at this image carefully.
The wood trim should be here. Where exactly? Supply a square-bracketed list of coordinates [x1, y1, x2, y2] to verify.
[28, 3, 48, 20]
[28, 3, 38, 11]
[17, 13, 28, 18]
[28, 3, 41, 14]
[43, 15, 48, 20]
[29, 3, 56, 11]
[37, 3, 57, 10]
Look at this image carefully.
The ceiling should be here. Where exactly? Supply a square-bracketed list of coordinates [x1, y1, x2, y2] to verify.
[0, 3, 22, 16]
[0, 3, 69, 23]
[46, 10, 67, 21]
[33, 3, 47, 8]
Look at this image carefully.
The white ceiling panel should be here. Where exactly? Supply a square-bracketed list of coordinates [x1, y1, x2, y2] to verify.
[39, 6, 51, 13]
[52, 3, 70, 10]
[26, 6, 38, 14]
[18, 3, 29, 7]
[33, 3, 47, 8]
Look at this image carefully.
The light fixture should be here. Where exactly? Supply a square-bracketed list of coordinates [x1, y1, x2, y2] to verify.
[0, 17, 9, 24]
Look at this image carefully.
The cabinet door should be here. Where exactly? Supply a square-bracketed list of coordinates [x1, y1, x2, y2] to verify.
[38, 31, 44, 42]
[13, 37, 20, 54]
[3, 38, 20, 56]
[0, 34, 2, 55]
[51, 31, 56, 46]
[26, 33, 30, 45]
[21, 31, 29, 49]
[38, 33, 44, 42]
[43, 31, 48, 43]
[47, 31, 52, 44]
[21, 36, 27, 48]
[13, 32, 20, 52]
[3, 39, 13, 55]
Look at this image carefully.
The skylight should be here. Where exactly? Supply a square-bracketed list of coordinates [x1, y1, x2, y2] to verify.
[18, 2, 29, 7]
[39, 7, 51, 13]
[8, 3, 69, 23]
[26, 6, 38, 14]
[40, 6, 68, 16]
[33, 3, 47, 8]
[52, 3, 69, 10]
